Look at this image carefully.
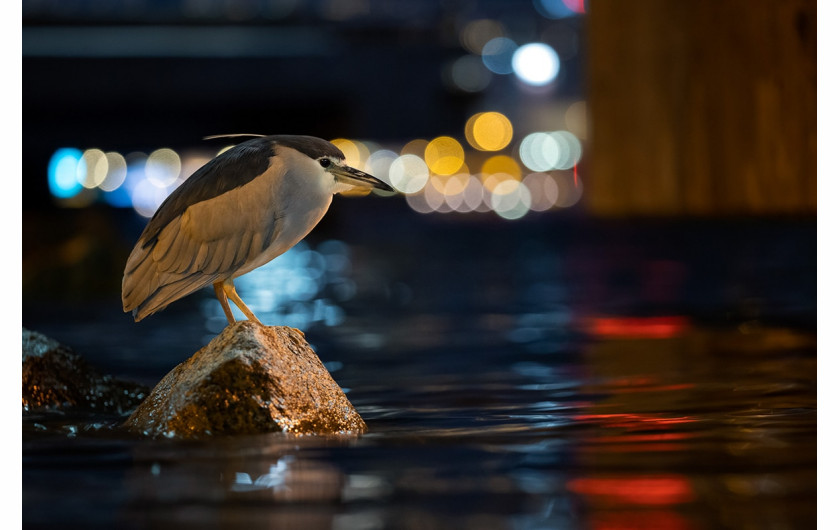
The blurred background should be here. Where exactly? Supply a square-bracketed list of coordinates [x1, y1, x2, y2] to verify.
[21, 0, 816, 322]
[23, 0, 592, 309]
[22, 2, 818, 528]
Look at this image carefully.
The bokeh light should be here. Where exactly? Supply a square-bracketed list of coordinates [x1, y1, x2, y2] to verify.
[131, 177, 170, 218]
[481, 154, 521, 182]
[423, 181, 449, 212]
[551, 130, 582, 170]
[48, 148, 84, 199]
[520, 132, 555, 172]
[331, 138, 369, 169]
[429, 171, 470, 196]
[77, 149, 108, 189]
[145, 148, 181, 188]
[465, 112, 514, 151]
[425, 136, 465, 176]
[389, 154, 429, 194]
[491, 180, 531, 220]
[522, 172, 559, 211]
[405, 188, 434, 214]
[519, 131, 582, 171]
[512, 43, 561, 86]
[554, 170, 583, 208]
[43, 131, 584, 219]
[365, 149, 399, 181]
[99, 151, 127, 192]
[481, 37, 517, 75]
[462, 176, 490, 212]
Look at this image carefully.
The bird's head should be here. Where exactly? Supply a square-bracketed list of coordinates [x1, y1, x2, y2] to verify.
[204, 134, 394, 197]
[273, 135, 393, 196]
[317, 154, 394, 196]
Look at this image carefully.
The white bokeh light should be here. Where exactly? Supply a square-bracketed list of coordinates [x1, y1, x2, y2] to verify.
[512, 43, 560, 86]
[389, 154, 429, 194]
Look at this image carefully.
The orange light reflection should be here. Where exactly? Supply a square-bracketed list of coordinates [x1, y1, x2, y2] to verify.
[573, 413, 698, 428]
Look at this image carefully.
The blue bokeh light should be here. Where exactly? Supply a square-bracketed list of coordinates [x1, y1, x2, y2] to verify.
[481, 37, 517, 75]
[47, 148, 84, 199]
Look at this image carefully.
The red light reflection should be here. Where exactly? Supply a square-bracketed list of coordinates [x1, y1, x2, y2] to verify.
[584, 316, 690, 339]
[566, 475, 695, 506]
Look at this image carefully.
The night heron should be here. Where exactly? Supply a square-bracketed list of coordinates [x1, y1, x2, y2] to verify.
[122, 134, 393, 325]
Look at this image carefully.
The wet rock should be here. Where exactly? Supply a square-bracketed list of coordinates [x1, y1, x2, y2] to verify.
[123, 321, 367, 438]
[22, 328, 149, 414]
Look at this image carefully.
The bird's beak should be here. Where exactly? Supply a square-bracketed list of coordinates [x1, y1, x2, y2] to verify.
[330, 165, 394, 192]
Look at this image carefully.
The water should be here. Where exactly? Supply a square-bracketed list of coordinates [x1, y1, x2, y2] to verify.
[22, 210, 816, 529]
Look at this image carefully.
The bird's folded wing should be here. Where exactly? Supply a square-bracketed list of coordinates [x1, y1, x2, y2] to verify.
[122, 190, 280, 318]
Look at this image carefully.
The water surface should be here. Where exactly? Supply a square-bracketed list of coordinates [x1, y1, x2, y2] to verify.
[23, 213, 816, 529]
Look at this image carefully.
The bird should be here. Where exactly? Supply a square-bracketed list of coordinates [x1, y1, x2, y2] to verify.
[121, 134, 394, 325]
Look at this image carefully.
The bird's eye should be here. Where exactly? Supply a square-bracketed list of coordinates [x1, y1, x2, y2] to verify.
[319, 158, 331, 168]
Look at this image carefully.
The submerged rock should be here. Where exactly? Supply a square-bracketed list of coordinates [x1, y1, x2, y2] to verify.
[22, 328, 149, 414]
[123, 321, 367, 438]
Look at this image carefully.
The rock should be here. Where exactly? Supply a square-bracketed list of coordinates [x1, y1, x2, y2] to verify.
[123, 321, 367, 438]
[22, 328, 149, 415]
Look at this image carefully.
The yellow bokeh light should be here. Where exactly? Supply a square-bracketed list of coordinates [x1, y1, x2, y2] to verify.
[481, 154, 521, 181]
[331, 138, 370, 169]
[424, 136, 465, 176]
[465, 112, 513, 151]
[480, 172, 517, 193]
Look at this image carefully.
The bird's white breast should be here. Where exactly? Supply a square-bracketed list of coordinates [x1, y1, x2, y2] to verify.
[217, 147, 334, 278]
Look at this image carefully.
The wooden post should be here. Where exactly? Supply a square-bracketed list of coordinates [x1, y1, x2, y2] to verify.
[585, 0, 816, 216]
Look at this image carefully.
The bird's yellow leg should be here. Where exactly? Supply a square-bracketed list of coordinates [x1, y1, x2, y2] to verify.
[213, 280, 236, 325]
[222, 278, 264, 325]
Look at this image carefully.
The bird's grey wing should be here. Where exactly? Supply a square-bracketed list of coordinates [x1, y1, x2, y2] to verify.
[136, 137, 277, 250]
[122, 156, 288, 321]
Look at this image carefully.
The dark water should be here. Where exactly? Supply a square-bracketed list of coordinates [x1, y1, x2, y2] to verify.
[23, 210, 816, 529]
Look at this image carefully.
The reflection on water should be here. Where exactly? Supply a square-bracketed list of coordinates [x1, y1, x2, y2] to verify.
[202, 240, 355, 338]
[23, 218, 816, 529]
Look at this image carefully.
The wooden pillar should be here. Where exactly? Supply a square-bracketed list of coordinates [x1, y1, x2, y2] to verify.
[585, 0, 816, 216]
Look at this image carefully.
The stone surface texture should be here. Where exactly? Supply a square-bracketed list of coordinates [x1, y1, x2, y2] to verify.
[22, 327, 148, 414]
[123, 321, 366, 438]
